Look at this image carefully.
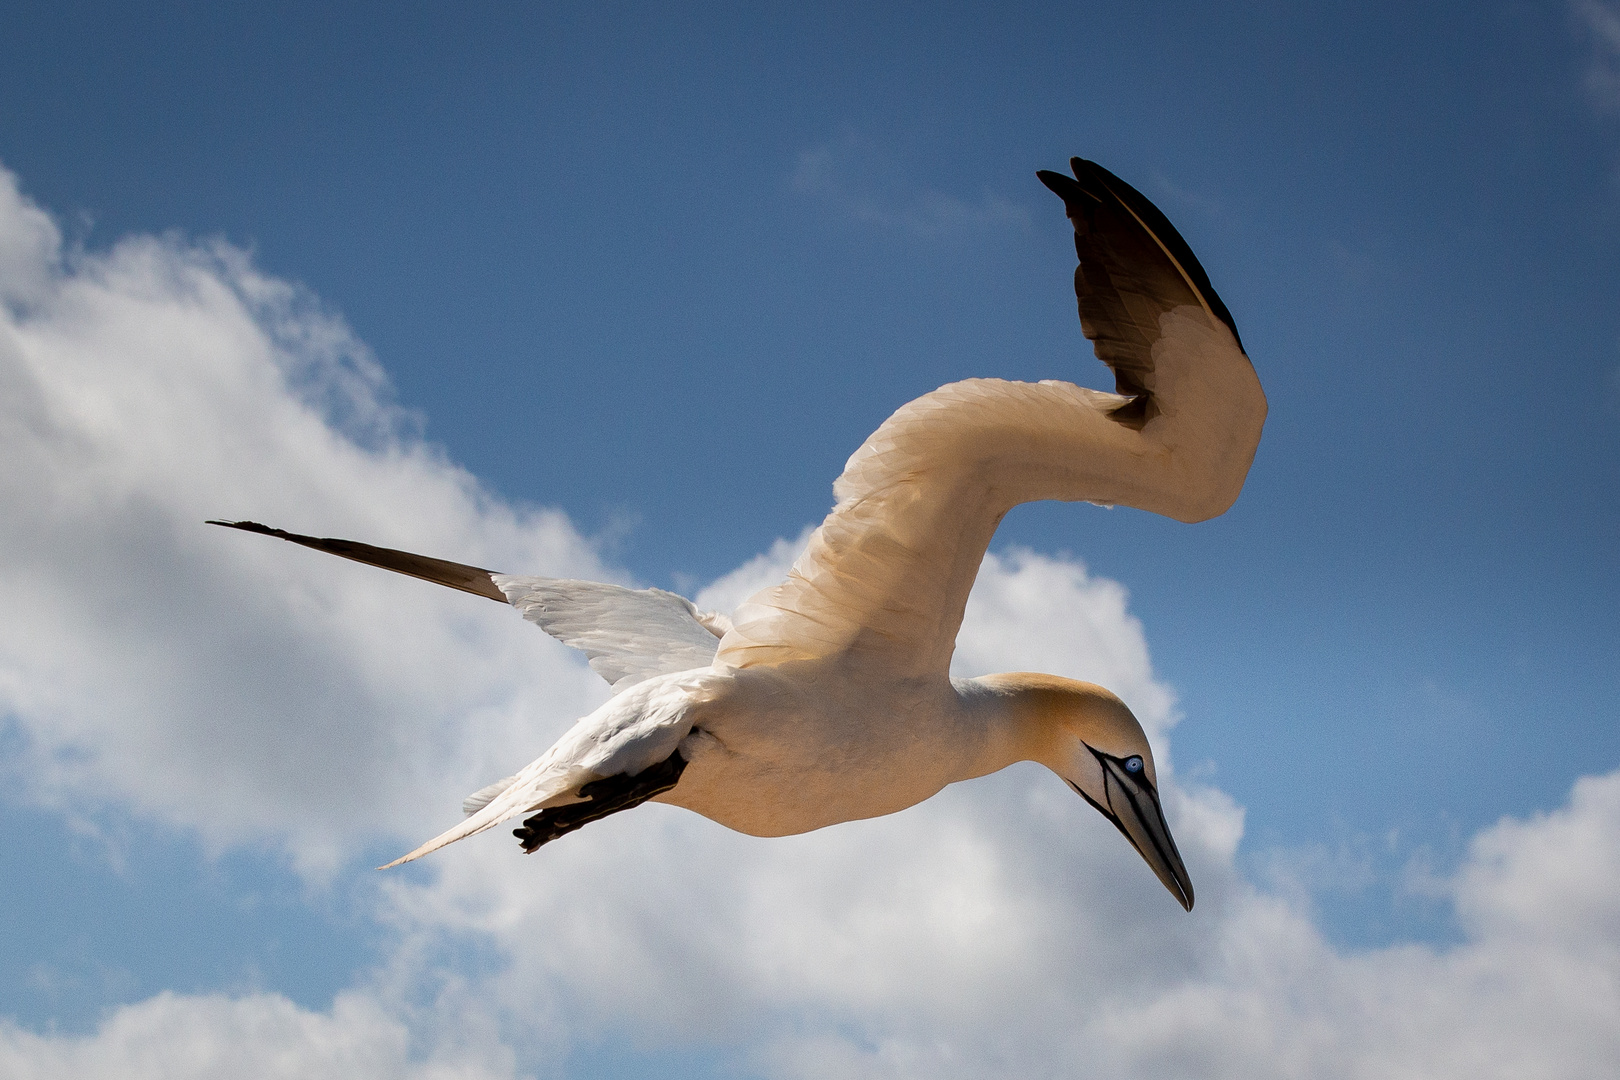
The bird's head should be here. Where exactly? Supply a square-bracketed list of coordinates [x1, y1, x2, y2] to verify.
[978, 673, 1195, 911]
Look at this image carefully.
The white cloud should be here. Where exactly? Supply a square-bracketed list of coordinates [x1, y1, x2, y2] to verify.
[11, 768, 1620, 1079]
[3, 160, 1618, 1079]
[0, 162, 612, 875]
[722, 772, 1620, 1080]
[0, 990, 516, 1080]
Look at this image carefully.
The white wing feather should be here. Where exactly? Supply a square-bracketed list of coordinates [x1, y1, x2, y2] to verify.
[493, 576, 725, 692]
[462, 776, 518, 816]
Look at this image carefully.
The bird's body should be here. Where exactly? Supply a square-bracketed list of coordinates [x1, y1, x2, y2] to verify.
[656, 668, 1141, 838]
[684, 669, 979, 837]
[210, 158, 1266, 911]
[537, 662, 974, 839]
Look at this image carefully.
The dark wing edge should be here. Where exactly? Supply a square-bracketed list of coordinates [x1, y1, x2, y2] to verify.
[1037, 157, 1246, 428]
[205, 520, 508, 603]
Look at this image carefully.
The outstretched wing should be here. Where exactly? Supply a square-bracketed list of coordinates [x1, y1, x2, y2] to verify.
[715, 158, 1266, 680]
[206, 519, 509, 601]
[207, 521, 725, 692]
[493, 576, 725, 691]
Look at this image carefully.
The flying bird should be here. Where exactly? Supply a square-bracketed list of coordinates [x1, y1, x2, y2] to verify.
[210, 158, 1265, 910]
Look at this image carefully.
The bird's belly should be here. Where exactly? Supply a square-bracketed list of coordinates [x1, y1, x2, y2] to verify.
[652, 691, 964, 837]
[657, 752, 947, 836]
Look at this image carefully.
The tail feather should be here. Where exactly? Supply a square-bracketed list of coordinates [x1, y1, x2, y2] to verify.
[462, 776, 519, 817]
[377, 768, 580, 869]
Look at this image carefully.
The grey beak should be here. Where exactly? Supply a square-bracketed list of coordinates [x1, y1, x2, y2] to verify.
[1073, 750, 1195, 911]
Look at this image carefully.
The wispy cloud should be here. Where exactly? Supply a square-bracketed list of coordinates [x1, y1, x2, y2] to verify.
[1576, 0, 1620, 114]
[790, 132, 1030, 240]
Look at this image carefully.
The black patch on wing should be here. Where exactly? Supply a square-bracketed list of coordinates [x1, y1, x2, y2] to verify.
[1037, 158, 1243, 428]
[512, 750, 689, 853]
[206, 520, 507, 603]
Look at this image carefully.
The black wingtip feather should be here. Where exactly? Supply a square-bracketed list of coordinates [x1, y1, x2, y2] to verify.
[1036, 169, 1092, 205]
[205, 519, 509, 603]
[206, 518, 273, 533]
[1051, 157, 1244, 353]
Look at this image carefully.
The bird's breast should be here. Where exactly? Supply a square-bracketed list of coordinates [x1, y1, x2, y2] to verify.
[653, 666, 982, 837]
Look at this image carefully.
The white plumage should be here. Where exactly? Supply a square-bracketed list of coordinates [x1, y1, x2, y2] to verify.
[211, 157, 1266, 911]
[495, 577, 729, 692]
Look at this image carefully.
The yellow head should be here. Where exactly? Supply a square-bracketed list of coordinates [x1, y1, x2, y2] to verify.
[977, 672, 1194, 911]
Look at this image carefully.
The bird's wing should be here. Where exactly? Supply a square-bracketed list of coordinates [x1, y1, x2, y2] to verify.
[206, 521, 725, 692]
[492, 576, 724, 691]
[715, 157, 1266, 680]
[205, 519, 510, 600]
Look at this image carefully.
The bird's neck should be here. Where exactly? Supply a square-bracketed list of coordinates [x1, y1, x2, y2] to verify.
[950, 671, 1107, 779]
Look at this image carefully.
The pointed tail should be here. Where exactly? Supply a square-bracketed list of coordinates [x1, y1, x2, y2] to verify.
[376, 767, 580, 869]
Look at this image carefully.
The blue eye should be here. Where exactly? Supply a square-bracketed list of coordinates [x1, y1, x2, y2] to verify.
[1124, 756, 1143, 773]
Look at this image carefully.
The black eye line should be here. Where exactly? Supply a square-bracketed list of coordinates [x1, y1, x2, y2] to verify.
[1083, 745, 1167, 858]
[1084, 743, 1152, 787]
[1074, 744, 1156, 861]
[1068, 777, 1143, 857]
[1078, 743, 1192, 909]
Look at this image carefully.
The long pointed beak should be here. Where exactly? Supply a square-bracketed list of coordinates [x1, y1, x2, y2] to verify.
[1073, 754, 1195, 911]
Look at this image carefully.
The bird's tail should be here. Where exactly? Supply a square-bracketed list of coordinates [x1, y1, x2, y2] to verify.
[377, 767, 580, 869]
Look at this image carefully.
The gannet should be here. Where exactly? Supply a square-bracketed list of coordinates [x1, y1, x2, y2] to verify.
[211, 158, 1265, 910]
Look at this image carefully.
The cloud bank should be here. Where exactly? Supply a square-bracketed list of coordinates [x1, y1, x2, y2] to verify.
[1, 163, 1617, 1078]
[0, 165, 613, 876]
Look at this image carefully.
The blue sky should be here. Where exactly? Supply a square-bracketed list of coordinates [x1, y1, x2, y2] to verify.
[0, 2, 1617, 1076]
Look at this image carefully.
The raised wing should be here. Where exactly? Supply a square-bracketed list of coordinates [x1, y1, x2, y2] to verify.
[715, 158, 1266, 679]
[1036, 157, 1245, 428]
[493, 576, 724, 691]
[207, 520, 725, 692]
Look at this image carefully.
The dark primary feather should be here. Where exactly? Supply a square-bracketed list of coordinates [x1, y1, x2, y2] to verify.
[205, 520, 507, 602]
[1037, 157, 1244, 427]
[208, 520, 723, 692]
